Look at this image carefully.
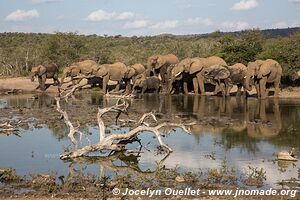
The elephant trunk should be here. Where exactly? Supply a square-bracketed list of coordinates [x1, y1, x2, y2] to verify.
[168, 77, 174, 94]
[30, 73, 35, 82]
[244, 75, 252, 91]
[60, 73, 67, 84]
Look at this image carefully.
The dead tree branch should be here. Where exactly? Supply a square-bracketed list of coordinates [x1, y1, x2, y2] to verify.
[55, 97, 84, 147]
[104, 93, 136, 99]
[56, 96, 191, 160]
[58, 79, 89, 99]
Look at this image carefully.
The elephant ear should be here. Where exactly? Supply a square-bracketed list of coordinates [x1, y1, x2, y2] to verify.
[172, 64, 184, 77]
[215, 67, 230, 80]
[148, 55, 158, 67]
[38, 65, 47, 76]
[155, 57, 166, 69]
[189, 60, 204, 74]
[91, 65, 101, 75]
[257, 63, 271, 78]
[131, 64, 145, 74]
[126, 67, 136, 78]
[96, 66, 109, 78]
[71, 67, 81, 77]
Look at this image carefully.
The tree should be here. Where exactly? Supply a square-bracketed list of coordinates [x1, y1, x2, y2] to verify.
[258, 32, 300, 80]
[218, 29, 263, 65]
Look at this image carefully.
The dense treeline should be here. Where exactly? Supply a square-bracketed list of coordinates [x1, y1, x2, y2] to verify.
[0, 28, 299, 84]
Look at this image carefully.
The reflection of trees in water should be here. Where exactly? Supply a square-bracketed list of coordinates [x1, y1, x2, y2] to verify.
[268, 102, 300, 147]
[46, 120, 68, 140]
[220, 129, 260, 154]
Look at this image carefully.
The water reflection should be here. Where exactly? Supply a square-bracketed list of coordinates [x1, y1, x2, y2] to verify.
[2, 94, 300, 150]
[128, 96, 296, 143]
[0, 94, 299, 189]
[65, 152, 170, 182]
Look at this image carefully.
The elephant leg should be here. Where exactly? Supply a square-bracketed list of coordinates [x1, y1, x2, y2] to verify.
[102, 76, 109, 94]
[259, 79, 267, 99]
[142, 86, 147, 94]
[125, 81, 131, 94]
[183, 81, 188, 94]
[196, 74, 205, 95]
[227, 84, 233, 97]
[114, 83, 120, 92]
[155, 86, 160, 94]
[274, 79, 280, 97]
[220, 83, 226, 97]
[255, 83, 260, 98]
[36, 77, 42, 90]
[40, 75, 46, 91]
[53, 75, 60, 86]
[242, 86, 247, 97]
[236, 84, 242, 97]
[192, 77, 199, 94]
[212, 83, 220, 95]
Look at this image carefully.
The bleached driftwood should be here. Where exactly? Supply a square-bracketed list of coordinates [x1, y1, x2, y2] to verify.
[55, 95, 191, 160]
[104, 92, 136, 99]
[55, 97, 85, 146]
[58, 79, 90, 99]
[60, 75, 97, 85]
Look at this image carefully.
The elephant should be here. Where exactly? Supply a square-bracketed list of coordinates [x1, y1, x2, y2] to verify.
[245, 59, 282, 99]
[148, 54, 179, 92]
[203, 64, 231, 96]
[204, 63, 247, 97]
[61, 60, 97, 86]
[125, 63, 146, 89]
[169, 56, 227, 95]
[93, 62, 131, 93]
[226, 63, 247, 96]
[30, 63, 60, 91]
[132, 75, 160, 94]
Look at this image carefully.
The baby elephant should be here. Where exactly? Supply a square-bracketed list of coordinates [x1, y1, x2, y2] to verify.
[30, 63, 60, 91]
[133, 75, 160, 94]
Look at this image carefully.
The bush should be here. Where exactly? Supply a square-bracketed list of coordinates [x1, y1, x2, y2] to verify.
[217, 29, 263, 65]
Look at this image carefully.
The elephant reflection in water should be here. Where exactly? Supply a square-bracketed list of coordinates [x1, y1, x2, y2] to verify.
[187, 96, 248, 134]
[30, 93, 56, 108]
[101, 94, 282, 139]
[247, 99, 282, 139]
[181, 96, 282, 138]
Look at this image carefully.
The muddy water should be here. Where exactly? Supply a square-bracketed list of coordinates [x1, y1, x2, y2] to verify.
[0, 93, 299, 189]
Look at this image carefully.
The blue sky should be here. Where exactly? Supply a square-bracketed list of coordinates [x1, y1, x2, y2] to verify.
[0, 0, 299, 36]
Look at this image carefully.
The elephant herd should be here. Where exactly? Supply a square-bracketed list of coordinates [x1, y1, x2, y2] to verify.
[30, 54, 282, 99]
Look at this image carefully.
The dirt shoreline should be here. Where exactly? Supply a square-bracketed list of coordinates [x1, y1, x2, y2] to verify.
[1, 76, 300, 98]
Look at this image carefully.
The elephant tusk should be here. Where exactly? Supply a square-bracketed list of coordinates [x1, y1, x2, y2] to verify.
[175, 71, 182, 77]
